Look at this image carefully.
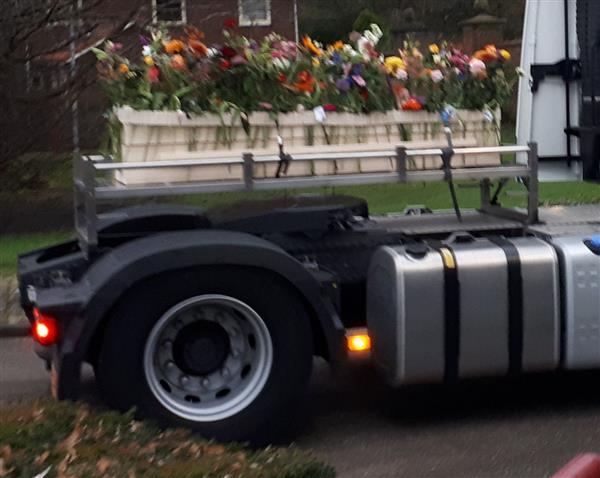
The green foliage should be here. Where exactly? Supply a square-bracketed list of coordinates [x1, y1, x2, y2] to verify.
[0, 401, 336, 478]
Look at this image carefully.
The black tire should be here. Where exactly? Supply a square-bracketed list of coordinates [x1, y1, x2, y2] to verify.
[96, 267, 313, 444]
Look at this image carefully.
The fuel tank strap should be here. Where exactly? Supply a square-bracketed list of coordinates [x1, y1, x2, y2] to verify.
[436, 246, 460, 383]
[488, 236, 524, 375]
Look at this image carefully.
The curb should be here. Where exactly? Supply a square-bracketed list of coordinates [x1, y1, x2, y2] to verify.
[0, 325, 30, 338]
[551, 454, 600, 478]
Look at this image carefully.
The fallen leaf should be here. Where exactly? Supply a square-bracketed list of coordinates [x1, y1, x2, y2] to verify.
[0, 458, 14, 477]
[34, 451, 50, 466]
[0, 446, 11, 462]
[140, 441, 157, 455]
[205, 445, 226, 456]
[59, 425, 82, 460]
[32, 407, 45, 422]
[127, 469, 136, 478]
[96, 457, 113, 474]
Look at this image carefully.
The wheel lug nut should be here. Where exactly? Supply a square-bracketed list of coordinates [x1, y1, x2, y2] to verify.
[166, 361, 175, 370]
[231, 349, 240, 358]
[163, 340, 173, 349]
[202, 378, 210, 387]
[221, 368, 230, 377]
[181, 375, 190, 386]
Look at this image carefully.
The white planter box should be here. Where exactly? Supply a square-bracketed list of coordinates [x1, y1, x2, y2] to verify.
[114, 107, 501, 185]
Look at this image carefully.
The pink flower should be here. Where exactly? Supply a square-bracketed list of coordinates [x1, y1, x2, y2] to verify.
[469, 58, 486, 75]
[430, 69, 444, 83]
[258, 102, 273, 110]
[352, 75, 366, 87]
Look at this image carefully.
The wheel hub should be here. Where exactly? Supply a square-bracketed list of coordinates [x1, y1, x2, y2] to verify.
[173, 321, 230, 376]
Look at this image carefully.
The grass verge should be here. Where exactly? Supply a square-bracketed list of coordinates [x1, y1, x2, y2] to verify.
[0, 400, 335, 478]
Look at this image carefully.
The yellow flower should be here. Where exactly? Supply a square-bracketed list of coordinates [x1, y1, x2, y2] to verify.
[384, 56, 406, 73]
[500, 49, 511, 61]
[429, 44, 440, 55]
[144, 56, 154, 66]
[312, 58, 321, 67]
[118, 63, 130, 74]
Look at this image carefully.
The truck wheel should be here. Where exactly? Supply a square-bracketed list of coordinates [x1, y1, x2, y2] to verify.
[96, 268, 313, 444]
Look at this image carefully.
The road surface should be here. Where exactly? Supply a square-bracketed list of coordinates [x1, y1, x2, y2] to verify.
[3, 337, 600, 477]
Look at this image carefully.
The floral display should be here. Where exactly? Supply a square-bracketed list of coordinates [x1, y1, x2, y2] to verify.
[93, 20, 519, 119]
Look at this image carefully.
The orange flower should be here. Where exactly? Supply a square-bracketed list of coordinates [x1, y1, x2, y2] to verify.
[302, 36, 323, 57]
[333, 40, 344, 50]
[474, 44, 499, 62]
[170, 54, 187, 70]
[118, 63, 129, 74]
[189, 39, 208, 56]
[402, 98, 423, 111]
[293, 70, 315, 93]
[164, 39, 185, 54]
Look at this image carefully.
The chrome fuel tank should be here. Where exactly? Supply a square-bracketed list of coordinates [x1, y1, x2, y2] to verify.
[366, 237, 560, 387]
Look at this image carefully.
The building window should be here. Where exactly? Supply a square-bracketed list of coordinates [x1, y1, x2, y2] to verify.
[152, 0, 186, 24]
[238, 0, 271, 27]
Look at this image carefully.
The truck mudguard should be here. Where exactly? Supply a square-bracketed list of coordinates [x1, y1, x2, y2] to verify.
[35, 230, 345, 399]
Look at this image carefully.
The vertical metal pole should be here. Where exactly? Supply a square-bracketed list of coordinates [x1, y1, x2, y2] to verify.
[293, 0, 299, 43]
[480, 178, 491, 208]
[243, 153, 254, 191]
[563, 0, 573, 165]
[396, 146, 407, 182]
[527, 142, 539, 224]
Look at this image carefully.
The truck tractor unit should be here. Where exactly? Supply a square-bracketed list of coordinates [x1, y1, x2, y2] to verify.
[18, 0, 600, 443]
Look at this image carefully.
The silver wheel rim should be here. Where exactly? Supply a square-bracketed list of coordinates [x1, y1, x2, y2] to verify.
[143, 294, 273, 422]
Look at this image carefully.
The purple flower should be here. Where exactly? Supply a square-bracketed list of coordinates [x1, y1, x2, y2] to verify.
[332, 52, 342, 65]
[336, 78, 351, 92]
[139, 36, 150, 46]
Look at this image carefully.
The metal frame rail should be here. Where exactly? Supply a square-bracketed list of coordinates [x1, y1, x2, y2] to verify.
[74, 143, 538, 254]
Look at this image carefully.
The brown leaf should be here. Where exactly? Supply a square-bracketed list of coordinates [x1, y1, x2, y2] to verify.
[32, 407, 45, 422]
[0, 458, 14, 478]
[0, 446, 11, 462]
[96, 457, 113, 474]
[34, 451, 50, 466]
[59, 425, 82, 460]
[205, 444, 226, 456]
[140, 441, 158, 455]
[127, 470, 136, 478]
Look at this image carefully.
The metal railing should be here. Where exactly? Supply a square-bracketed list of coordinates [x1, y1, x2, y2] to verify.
[74, 143, 538, 254]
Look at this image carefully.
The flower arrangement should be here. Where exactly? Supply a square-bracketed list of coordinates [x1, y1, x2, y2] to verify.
[93, 21, 518, 119]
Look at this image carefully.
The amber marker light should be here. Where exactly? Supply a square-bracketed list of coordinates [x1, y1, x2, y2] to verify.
[346, 330, 371, 353]
[32, 308, 59, 346]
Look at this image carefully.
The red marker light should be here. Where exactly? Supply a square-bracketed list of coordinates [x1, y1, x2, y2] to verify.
[32, 308, 59, 345]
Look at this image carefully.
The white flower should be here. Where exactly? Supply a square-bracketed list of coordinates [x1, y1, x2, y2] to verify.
[207, 48, 219, 57]
[369, 23, 383, 40]
[395, 69, 408, 80]
[432, 54, 441, 64]
[272, 58, 291, 70]
[357, 37, 372, 60]
[431, 69, 444, 83]
[142, 45, 153, 57]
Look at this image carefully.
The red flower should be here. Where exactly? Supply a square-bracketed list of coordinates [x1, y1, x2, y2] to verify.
[224, 18, 237, 29]
[148, 66, 160, 83]
[219, 59, 231, 70]
[221, 46, 236, 59]
[324, 103, 337, 112]
[278, 73, 287, 83]
[360, 88, 369, 101]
